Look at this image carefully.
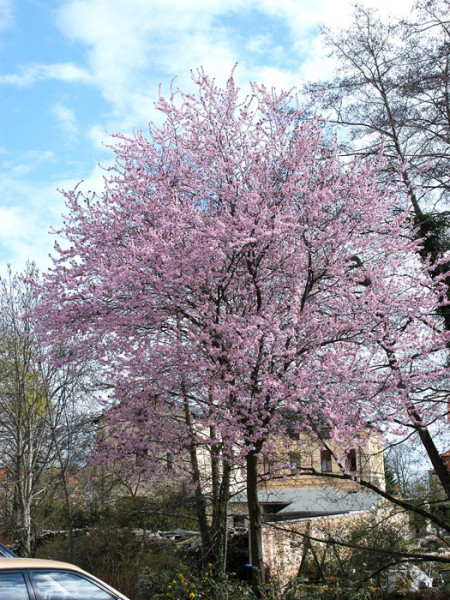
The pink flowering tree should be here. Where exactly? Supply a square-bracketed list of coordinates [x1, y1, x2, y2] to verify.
[39, 71, 449, 592]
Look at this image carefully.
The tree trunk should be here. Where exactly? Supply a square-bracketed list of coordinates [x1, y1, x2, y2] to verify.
[17, 432, 33, 557]
[410, 410, 450, 499]
[53, 439, 75, 562]
[182, 393, 212, 562]
[381, 339, 450, 499]
[16, 477, 32, 557]
[21, 501, 32, 557]
[210, 458, 231, 572]
[246, 451, 265, 596]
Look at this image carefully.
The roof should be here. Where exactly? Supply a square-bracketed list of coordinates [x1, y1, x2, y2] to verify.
[231, 487, 381, 518]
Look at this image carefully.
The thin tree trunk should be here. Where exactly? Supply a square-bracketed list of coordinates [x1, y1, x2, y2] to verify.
[408, 408, 450, 498]
[22, 502, 32, 557]
[211, 459, 231, 573]
[53, 437, 74, 562]
[21, 429, 34, 557]
[246, 451, 265, 596]
[182, 388, 212, 562]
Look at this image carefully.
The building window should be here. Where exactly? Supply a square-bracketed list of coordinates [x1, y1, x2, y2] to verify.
[288, 428, 299, 440]
[135, 448, 148, 467]
[346, 449, 357, 472]
[319, 429, 331, 439]
[167, 453, 173, 470]
[263, 456, 272, 474]
[288, 451, 301, 475]
[321, 449, 332, 473]
[233, 515, 245, 527]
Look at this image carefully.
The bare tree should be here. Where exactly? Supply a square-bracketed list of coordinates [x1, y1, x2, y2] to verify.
[384, 442, 428, 499]
[308, 0, 450, 329]
[306, 2, 450, 504]
[0, 264, 92, 556]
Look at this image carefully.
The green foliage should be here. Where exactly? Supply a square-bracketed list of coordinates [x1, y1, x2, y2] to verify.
[383, 461, 399, 496]
[419, 211, 450, 256]
[430, 503, 450, 528]
[139, 564, 257, 600]
[36, 528, 180, 599]
[32, 497, 109, 534]
[294, 509, 410, 592]
[409, 500, 450, 539]
[343, 517, 408, 587]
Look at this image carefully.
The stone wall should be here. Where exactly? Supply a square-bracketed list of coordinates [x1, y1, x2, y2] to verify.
[261, 506, 407, 582]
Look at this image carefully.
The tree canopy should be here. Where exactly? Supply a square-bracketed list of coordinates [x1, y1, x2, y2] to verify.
[38, 71, 449, 591]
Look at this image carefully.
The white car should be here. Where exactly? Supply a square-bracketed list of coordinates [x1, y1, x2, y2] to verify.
[0, 558, 131, 600]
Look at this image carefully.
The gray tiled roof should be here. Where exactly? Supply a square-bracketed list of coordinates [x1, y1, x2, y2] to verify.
[231, 487, 380, 517]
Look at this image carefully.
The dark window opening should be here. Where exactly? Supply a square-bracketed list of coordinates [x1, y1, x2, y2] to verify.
[346, 449, 357, 472]
[319, 429, 331, 439]
[135, 448, 148, 467]
[233, 514, 246, 527]
[321, 449, 332, 473]
[167, 453, 173, 470]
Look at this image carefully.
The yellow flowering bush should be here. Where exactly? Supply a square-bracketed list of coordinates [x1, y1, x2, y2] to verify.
[139, 565, 257, 599]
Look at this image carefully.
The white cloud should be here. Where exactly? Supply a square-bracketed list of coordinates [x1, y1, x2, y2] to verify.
[0, 157, 113, 277]
[0, 191, 59, 276]
[51, 103, 79, 140]
[0, 0, 12, 31]
[3, 150, 55, 177]
[0, 63, 93, 86]
[305, 0, 414, 31]
[0, 206, 30, 237]
[56, 0, 242, 109]
[1, 0, 420, 275]
[52, 0, 297, 132]
[53, 0, 417, 130]
[246, 34, 273, 54]
[256, 66, 297, 91]
[88, 124, 111, 150]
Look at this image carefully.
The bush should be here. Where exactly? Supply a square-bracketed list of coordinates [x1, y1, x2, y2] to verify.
[36, 528, 180, 599]
[139, 564, 257, 600]
[113, 493, 199, 531]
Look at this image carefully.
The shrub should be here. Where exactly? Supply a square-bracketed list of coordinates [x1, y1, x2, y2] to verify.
[36, 528, 180, 599]
[139, 564, 257, 600]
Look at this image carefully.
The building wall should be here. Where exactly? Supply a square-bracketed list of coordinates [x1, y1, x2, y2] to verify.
[94, 413, 386, 506]
[261, 507, 406, 582]
[258, 430, 385, 492]
[261, 513, 360, 581]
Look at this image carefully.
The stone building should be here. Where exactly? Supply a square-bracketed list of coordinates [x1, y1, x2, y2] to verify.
[229, 427, 385, 525]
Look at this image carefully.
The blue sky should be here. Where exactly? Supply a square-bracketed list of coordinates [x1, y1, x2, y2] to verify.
[0, 0, 414, 275]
